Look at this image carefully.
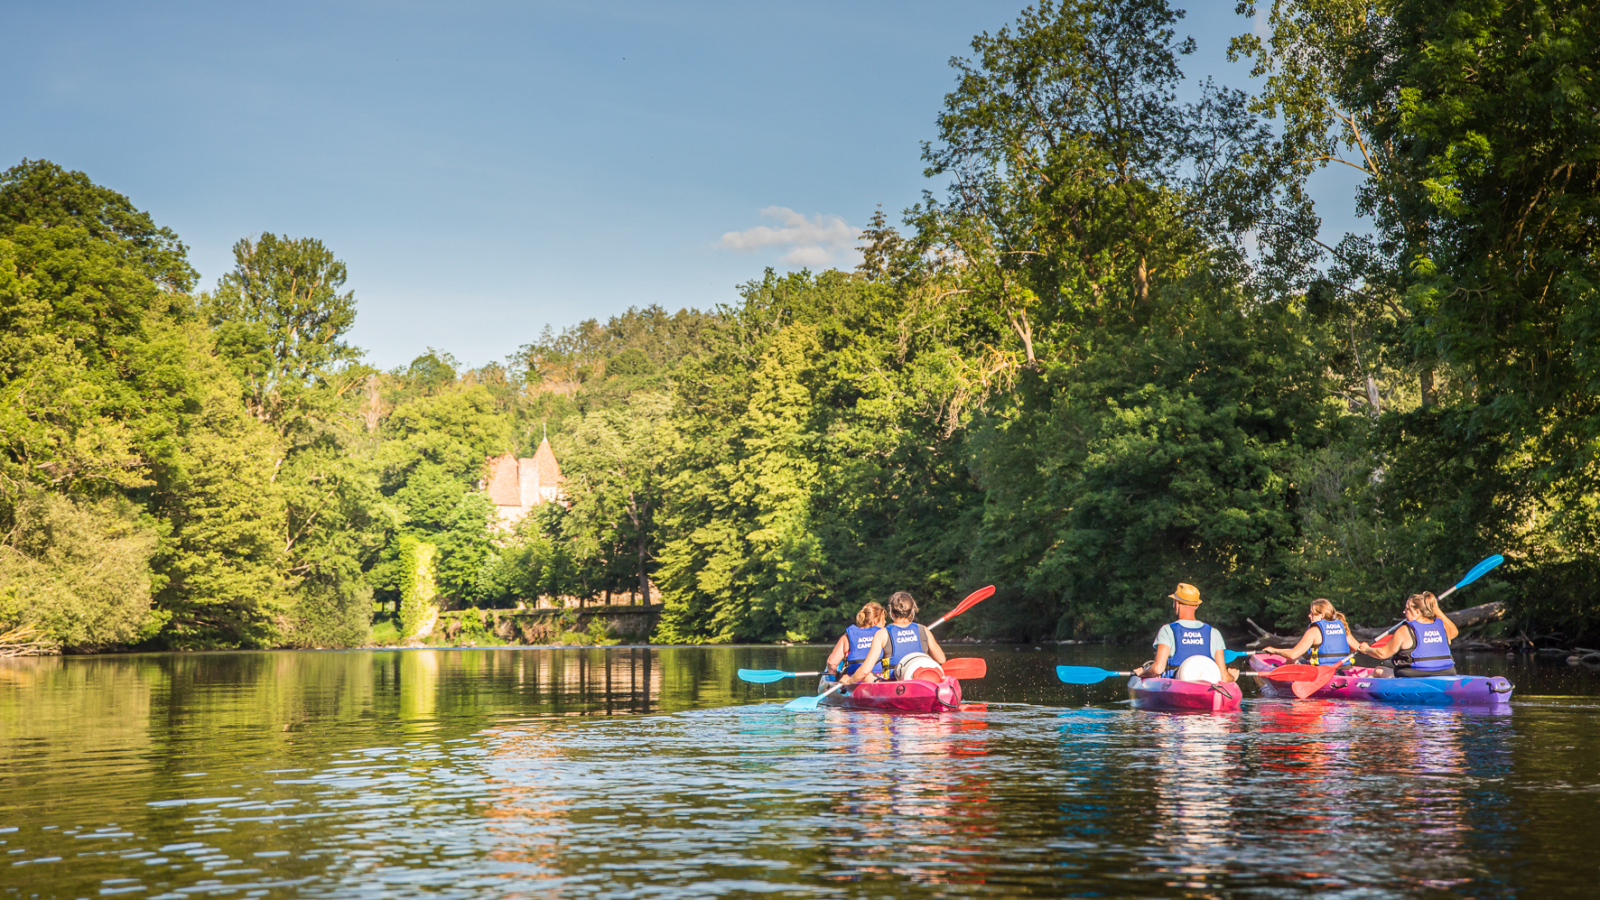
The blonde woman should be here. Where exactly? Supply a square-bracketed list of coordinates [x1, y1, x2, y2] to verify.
[1258, 598, 1355, 667]
[825, 602, 887, 679]
[1358, 592, 1460, 677]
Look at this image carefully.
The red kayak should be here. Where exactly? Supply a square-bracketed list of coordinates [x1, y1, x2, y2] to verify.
[814, 676, 963, 713]
[1127, 675, 1243, 712]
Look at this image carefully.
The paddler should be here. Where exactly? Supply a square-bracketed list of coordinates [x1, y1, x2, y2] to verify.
[843, 592, 947, 683]
[1355, 591, 1460, 677]
[1131, 583, 1238, 683]
[824, 601, 887, 680]
[1257, 598, 1355, 667]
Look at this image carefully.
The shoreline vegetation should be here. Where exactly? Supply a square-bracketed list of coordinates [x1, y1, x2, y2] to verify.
[3, 0, 1598, 657]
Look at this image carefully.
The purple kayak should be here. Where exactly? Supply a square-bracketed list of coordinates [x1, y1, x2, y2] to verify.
[1127, 675, 1243, 712]
[1249, 655, 1512, 706]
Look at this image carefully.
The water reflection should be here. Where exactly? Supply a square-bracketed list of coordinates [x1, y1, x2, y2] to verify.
[0, 647, 1594, 899]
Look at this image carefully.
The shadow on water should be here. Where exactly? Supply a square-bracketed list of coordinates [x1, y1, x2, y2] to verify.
[0, 644, 1596, 898]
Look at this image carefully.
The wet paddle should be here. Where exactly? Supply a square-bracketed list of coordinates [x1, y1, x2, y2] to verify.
[1055, 665, 1136, 685]
[1292, 655, 1356, 698]
[784, 586, 995, 711]
[738, 668, 822, 684]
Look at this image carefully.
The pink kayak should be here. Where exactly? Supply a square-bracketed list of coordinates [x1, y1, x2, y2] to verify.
[1128, 675, 1243, 712]
[815, 676, 963, 713]
[1249, 655, 1513, 706]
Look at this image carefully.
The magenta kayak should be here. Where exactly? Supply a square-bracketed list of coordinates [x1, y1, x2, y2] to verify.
[1127, 675, 1243, 712]
[814, 676, 963, 713]
[1249, 655, 1513, 706]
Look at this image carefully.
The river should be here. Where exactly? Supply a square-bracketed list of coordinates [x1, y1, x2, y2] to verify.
[2, 645, 1596, 898]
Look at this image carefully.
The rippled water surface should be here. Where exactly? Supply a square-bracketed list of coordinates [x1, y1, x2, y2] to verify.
[3, 646, 1598, 898]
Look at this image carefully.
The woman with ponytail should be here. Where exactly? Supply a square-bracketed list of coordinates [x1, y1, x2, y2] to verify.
[1356, 592, 1461, 677]
[1258, 598, 1356, 668]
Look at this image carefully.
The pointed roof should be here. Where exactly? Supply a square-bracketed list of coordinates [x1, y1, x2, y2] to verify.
[484, 453, 521, 507]
[531, 436, 562, 486]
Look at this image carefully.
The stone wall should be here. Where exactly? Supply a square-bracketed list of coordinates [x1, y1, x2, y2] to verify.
[433, 604, 663, 645]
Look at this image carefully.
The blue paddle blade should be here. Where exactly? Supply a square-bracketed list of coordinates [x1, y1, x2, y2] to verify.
[738, 669, 795, 684]
[783, 694, 825, 711]
[1055, 665, 1124, 685]
[1453, 554, 1505, 589]
[1223, 649, 1249, 663]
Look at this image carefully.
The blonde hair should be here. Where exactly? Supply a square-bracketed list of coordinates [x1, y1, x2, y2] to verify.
[888, 591, 918, 621]
[1406, 591, 1444, 621]
[1309, 598, 1349, 630]
[854, 602, 886, 628]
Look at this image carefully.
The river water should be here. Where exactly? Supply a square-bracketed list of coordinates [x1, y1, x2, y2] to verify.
[2, 645, 1597, 898]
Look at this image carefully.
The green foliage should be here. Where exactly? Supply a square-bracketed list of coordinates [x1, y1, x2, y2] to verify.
[145, 323, 289, 648]
[203, 232, 361, 431]
[0, 490, 161, 649]
[0, 159, 197, 292]
[397, 535, 438, 640]
[434, 492, 495, 603]
[970, 295, 1343, 639]
[456, 607, 490, 645]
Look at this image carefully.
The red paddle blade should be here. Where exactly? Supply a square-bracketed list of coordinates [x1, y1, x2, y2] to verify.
[1262, 664, 1321, 682]
[941, 657, 987, 679]
[1292, 665, 1342, 698]
[944, 585, 996, 620]
[1371, 632, 1397, 649]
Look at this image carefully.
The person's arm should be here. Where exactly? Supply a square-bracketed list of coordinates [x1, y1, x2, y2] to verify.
[1441, 615, 1460, 641]
[1259, 627, 1318, 662]
[825, 635, 849, 671]
[1212, 629, 1237, 682]
[1212, 649, 1237, 683]
[1137, 642, 1172, 679]
[846, 632, 889, 683]
[923, 626, 946, 664]
[1361, 626, 1411, 661]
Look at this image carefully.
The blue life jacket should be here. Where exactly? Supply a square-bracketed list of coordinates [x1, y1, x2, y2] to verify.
[1405, 618, 1453, 671]
[843, 625, 879, 662]
[836, 624, 884, 676]
[1310, 619, 1352, 665]
[1162, 621, 1214, 678]
[886, 622, 926, 667]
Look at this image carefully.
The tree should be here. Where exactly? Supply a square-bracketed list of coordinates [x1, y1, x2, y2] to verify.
[919, 0, 1305, 375]
[0, 159, 197, 292]
[559, 392, 676, 604]
[206, 233, 361, 430]
[0, 490, 160, 650]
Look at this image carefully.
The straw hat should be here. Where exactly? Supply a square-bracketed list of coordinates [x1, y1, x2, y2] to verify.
[1169, 583, 1202, 606]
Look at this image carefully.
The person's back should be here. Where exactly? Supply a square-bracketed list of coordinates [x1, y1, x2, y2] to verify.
[826, 602, 886, 678]
[1135, 583, 1236, 684]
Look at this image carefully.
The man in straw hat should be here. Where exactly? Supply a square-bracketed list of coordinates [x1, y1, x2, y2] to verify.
[1132, 583, 1238, 683]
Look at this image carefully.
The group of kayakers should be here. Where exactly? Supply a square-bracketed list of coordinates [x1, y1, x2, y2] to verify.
[824, 581, 1462, 686]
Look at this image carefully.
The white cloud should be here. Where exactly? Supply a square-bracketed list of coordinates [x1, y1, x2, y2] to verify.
[719, 206, 860, 269]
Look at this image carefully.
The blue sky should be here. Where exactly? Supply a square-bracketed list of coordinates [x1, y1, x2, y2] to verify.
[3, 1, 1363, 370]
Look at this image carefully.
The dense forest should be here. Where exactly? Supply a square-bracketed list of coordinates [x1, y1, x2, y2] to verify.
[3, 0, 1597, 652]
